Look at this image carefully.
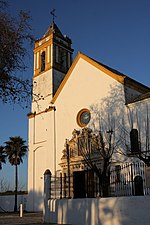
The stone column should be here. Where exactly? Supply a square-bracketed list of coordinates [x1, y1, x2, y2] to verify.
[43, 169, 51, 220]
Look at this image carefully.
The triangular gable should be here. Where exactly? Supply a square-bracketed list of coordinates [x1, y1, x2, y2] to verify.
[51, 52, 150, 104]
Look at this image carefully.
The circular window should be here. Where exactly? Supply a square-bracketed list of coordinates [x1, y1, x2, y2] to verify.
[77, 108, 91, 127]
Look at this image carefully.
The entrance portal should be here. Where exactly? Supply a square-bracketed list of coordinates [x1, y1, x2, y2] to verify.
[73, 171, 86, 198]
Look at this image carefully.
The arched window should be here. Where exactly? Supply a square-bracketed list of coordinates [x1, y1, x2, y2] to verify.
[134, 176, 144, 196]
[41, 51, 45, 72]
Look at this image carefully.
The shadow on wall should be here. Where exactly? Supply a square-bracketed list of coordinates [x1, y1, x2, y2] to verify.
[26, 190, 43, 212]
[49, 198, 120, 225]
[100, 198, 122, 225]
[47, 196, 150, 225]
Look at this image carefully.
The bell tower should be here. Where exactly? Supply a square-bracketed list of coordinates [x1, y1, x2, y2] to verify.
[32, 21, 74, 112]
[27, 20, 73, 211]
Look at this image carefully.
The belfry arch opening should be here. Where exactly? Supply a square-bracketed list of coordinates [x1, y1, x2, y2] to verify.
[41, 51, 45, 72]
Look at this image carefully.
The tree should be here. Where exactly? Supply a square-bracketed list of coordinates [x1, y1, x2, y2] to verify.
[77, 118, 120, 197]
[0, 0, 34, 105]
[61, 85, 126, 197]
[62, 119, 121, 198]
[0, 146, 6, 170]
[5, 136, 27, 212]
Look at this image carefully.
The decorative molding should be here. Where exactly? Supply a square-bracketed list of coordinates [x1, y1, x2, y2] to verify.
[76, 108, 91, 127]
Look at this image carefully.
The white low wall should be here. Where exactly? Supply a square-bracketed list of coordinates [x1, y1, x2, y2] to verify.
[0, 194, 27, 212]
[44, 196, 150, 225]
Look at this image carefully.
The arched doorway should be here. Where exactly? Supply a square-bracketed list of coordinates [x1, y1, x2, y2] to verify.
[134, 175, 144, 196]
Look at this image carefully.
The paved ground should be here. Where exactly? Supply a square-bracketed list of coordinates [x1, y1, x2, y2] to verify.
[0, 212, 63, 225]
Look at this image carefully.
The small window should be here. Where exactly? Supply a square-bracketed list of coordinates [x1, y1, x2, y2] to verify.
[76, 108, 91, 127]
[41, 51, 45, 72]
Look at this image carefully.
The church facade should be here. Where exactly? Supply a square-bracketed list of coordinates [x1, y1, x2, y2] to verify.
[27, 22, 150, 211]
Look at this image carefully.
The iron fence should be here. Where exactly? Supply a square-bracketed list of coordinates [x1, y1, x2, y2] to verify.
[110, 162, 150, 196]
[50, 162, 150, 199]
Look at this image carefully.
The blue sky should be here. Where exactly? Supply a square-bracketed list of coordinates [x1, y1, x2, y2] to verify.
[0, 0, 150, 190]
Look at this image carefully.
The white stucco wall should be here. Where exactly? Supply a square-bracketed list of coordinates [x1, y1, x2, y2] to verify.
[28, 63, 66, 211]
[126, 97, 150, 154]
[27, 110, 55, 211]
[32, 70, 53, 113]
[53, 69, 66, 95]
[44, 196, 150, 225]
[54, 58, 125, 171]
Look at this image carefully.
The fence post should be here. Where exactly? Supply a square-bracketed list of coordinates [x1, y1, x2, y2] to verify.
[20, 204, 23, 217]
[130, 163, 134, 195]
[60, 173, 62, 199]
[66, 140, 71, 198]
[43, 169, 51, 218]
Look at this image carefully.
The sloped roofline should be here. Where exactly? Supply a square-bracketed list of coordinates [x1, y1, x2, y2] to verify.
[51, 52, 150, 104]
[127, 91, 150, 104]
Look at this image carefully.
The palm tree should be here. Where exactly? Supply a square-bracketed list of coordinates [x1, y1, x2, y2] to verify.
[5, 136, 27, 212]
[0, 146, 6, 170]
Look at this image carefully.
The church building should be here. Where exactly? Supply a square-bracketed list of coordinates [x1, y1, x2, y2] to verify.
[27, 21, 150, 211]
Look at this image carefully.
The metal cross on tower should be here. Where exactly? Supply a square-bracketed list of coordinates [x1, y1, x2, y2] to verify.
[51, 9, 56, 23]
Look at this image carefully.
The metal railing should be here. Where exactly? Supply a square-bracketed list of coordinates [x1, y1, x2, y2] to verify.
[50, 162, 150, 199]
[110, 162, 150, 196]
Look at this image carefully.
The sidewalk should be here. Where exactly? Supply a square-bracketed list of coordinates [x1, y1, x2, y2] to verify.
[0, 212, 64, 225]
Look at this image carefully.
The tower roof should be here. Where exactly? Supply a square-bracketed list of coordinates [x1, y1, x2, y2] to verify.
[43, 22, 63, 38]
